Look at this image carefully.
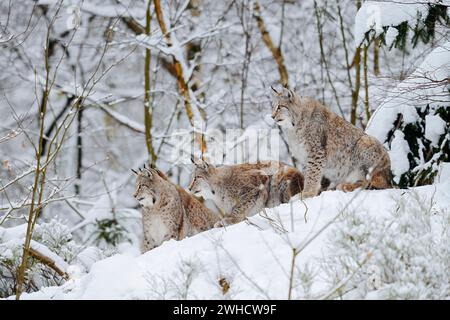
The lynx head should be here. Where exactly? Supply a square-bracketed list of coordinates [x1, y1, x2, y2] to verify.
[188, 156, 217, 200]
[131, 165, 168, 208]
[270, 86, 298, 128]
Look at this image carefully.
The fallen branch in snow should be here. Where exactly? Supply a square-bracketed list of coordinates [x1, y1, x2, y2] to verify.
[28, 246, 69, 281]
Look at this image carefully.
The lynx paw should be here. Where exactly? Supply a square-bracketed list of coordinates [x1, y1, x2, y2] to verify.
[214, 219, 228, 228]
[336, 183, 361, 192]
[214, 216, 244, 228]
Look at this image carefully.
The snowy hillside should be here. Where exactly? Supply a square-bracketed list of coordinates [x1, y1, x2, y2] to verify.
[16, 181, 450, 300]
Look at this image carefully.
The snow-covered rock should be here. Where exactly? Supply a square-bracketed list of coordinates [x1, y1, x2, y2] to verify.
[425, 115, 447, 146]
[388, 130, 411, 183]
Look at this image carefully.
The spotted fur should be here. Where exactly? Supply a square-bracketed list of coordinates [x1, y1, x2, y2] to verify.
[133, 167, 218, 252]
[189, 160, 303, 227]
[271, 87, 391, 198]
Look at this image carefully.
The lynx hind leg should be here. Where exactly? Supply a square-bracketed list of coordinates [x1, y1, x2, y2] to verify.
[355, 135, 392, 190]
[369, 163, 392, 189]
[367, 149, 392, 190]
[336, 168, 390, 192]
[369, 172, 390, 189]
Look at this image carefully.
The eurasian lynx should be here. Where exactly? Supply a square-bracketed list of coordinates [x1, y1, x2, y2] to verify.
[271, 86, 391, 198]
[188, 159, 303, 226]
[133, 166, 218, 252]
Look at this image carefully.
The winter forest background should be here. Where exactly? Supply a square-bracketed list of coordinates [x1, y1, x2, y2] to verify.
[0, 0, 449, 299]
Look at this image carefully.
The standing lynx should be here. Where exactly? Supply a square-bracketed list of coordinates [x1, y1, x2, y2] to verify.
[133, 166, 218, 252]
[271, 87, 391, 198]
[188, 160, 304, 226]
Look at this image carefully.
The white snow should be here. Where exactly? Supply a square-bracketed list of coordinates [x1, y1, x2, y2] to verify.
[388, 130, 411, 183]
[437, 162, 450, 183]
[14, 181, 450, 300]
[384, 27, 399, 48]
[425, 115, 447, 146]
[35, 0, 145, 18]
[74, 246, 105, 272]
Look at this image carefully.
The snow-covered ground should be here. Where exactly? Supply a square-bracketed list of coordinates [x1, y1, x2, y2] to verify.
[14, 180, 450, 300]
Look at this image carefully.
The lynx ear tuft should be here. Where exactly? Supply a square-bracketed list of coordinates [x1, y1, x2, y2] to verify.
[195, 158, 210, 171]
[144, 168, 153, 178]
[281, 86, 295, 101]
[270, 85, 279, 95]
[190, 154, 195, 164]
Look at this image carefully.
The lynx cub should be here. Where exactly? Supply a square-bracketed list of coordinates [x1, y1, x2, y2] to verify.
[271, 86, 391, 198]
[189, 159, 303, 227]
[133, 166, 218, 252]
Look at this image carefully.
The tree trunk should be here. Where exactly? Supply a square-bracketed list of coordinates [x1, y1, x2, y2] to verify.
[363, 45, 370, 124]
[144, 0, 157, 165]
[373, 38, 380, 76]
[351, 47, 361, 125]
[75, 105, 83, 195]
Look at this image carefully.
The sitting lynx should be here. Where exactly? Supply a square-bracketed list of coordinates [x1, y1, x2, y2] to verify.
[188, 159, 304, 227]
[271, 86, 391, 198]
[132, 166, 218, 252]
